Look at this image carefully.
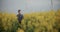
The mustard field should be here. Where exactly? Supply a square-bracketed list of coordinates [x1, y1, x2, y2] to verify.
[0, 10, 60, 32]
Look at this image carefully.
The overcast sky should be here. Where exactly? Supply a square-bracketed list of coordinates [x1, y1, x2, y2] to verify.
[0, 0, 60, 14]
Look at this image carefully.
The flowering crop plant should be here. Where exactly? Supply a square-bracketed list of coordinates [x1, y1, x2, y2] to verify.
[0, 9, 60, 32]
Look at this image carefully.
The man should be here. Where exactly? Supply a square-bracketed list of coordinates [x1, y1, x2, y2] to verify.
[17, 10, 23, 24]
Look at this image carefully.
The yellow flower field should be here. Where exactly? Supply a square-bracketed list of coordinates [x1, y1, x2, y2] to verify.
[0, 9, 60, 32]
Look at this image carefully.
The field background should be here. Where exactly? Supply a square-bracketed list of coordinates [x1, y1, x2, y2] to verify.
[0, 0, 60, 32]
[0, 9, 60, 32]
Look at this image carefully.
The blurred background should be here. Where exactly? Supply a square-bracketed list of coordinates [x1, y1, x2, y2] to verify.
[0, 0, 60, 14]
[0, 0, 60, 32]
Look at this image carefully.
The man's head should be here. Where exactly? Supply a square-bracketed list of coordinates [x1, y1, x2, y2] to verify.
[18, 10, 21, 14]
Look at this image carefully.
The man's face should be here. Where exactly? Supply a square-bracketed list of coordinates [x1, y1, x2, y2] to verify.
[18, 10, 21, 14]
[18, 11, 20, 14]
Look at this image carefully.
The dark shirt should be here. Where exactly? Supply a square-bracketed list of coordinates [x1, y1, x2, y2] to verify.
[17, 14, 23, 23]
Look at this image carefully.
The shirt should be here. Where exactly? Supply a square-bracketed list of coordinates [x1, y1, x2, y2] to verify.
[17, 14, 23, 22]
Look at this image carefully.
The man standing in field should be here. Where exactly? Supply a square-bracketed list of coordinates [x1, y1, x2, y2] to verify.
[17, 10, 23, 24]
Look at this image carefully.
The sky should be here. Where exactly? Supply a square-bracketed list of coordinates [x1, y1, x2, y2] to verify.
[0, 0, 60, 14]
